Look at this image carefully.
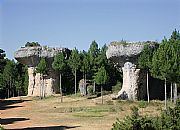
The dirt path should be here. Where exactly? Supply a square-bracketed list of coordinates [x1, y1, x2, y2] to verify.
[0, 95, 162, 130]
[0, 96, 118, 130]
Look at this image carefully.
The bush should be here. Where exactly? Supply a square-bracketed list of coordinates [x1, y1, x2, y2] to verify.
[112, 100, 180, 130]
[112, 106, 156, 130]
[0, 125, 4, 130]
[25, 42, 40, 47]
[87, 85, 94, 95]
[112, 82, 122, 93]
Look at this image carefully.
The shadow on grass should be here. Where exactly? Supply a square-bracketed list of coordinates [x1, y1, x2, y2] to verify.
[0, 99, 31, 110]
[0, 105, 23, 110]
[0, 117, 30, 125]
[11, 125, 81, 130]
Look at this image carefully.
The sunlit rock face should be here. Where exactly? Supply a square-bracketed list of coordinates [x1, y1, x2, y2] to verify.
[14, 46, 70, 96]
[106, 41, 156, 100]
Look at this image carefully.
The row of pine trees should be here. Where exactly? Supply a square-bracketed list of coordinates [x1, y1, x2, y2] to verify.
[138, 30, 180, 107]
[36, 40, 121, 101]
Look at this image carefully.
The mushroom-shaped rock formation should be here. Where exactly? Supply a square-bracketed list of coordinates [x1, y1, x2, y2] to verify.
[14, 46, 70, 96]
[106, 41, 156, 100]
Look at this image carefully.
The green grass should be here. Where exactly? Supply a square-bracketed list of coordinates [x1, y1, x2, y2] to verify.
[73, 111, 106, 117]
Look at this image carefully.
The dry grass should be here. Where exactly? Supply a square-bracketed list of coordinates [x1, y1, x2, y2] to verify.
[1, 95, 167, 130]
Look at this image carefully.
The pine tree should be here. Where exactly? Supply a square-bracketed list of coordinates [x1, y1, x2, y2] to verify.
[94, 66, 108, 104]
[3, 60, 16, 98]
[88, 41, 99, 79]
[52, 52, 66, 102]
[138, 43, 158, 103]
[151, 30, 180, 107]
[0, 49, 6, 73]
[68, 48, 81, 95]
[36, 58, 48, 99]
[80, 51, 91, 95]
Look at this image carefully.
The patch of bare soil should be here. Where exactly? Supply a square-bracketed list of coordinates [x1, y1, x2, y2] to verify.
[0, 95, 163, 130]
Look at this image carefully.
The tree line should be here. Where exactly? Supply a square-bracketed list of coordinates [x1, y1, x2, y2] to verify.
[0, 41, 121, 99]
[0, 30, 179, 101]
[138, 30, 180, 106]
[0, 49, 28, 98]
[37, 41, 121, 101]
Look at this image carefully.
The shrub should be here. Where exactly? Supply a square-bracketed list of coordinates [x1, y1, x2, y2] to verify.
[112, 82, 122, 93]
[112, 100, 180, 130]
[87, 85, 94, 95]
[112, 106, 156, 130]
[0, 125, 4, 130]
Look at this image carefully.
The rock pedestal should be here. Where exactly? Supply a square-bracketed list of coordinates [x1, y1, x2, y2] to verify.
[14, 46, 70, 96]
[116, 62, 146, 100]
[27, 67, 59, 96]
[106, 41, 156, 100]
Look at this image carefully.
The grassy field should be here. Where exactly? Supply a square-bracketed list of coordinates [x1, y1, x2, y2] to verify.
[0, 94, 169, 130]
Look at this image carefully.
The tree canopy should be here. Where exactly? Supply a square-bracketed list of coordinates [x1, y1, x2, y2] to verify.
[25, 42, 41, 47]
[36, 58, 48, 75]
[151, 30, 180, 83]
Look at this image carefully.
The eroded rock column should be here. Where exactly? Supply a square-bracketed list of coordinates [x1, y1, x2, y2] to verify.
[106, 41, 156, 100]
[116, 62, 146, 100]
[14, 46, 70, 97]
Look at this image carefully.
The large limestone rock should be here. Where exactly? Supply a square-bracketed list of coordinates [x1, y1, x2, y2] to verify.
[14, 46, 70, 96]
[106, 41, 156, 100]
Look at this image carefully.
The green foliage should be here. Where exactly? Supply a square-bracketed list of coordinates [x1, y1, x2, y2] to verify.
[151, 30, 180, 83]
[88, 40, 99, 67]
[80, 51, 90, 74]
[25, 42, 40, 47]
[112, 101, 180, 130]
[158, 100, 180, 130]
[36, 58, 48, 75]
[0, 57, 28, 98]
[112, 106, 156, 130]
[0, 48, 6, 73]
[95, 66, 108, 85]
[52, 52, 66, 72]
[112, 82, 122, 93]
[138, 101, 148, 109]
[138, 44, 158, 70]
[0, 125, 4, 130]
[110, 40, 128, 46]
[68, 48, 81, 73]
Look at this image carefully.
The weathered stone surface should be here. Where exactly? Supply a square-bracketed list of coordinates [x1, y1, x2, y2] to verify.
[106, 41, 156, 100]
[27, 67, 59, 96]
[14, 46, 69, 67]
[14, 46, 70, 96]
[79, 79, 86, 96]
[116, 62, 146, 100]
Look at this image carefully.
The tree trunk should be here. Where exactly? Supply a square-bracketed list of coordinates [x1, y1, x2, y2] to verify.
[7, 82, 10, 99]
[60, 73, 63, 103]
[93, 81, 96, 93]
[170, 83, 173, 102]
[174, 83, 177, 104]
[18, 90, 20, 97]
[31, 71, 36, 95]
[101, 85, 103, 104]
[42, 76, 45, 98]
[85, 73, 87, 95]
[147, 71, 150, 103]
[40, 74, 42, 99]
[75, 69, 77, 95]
[165, 78, 167, 109]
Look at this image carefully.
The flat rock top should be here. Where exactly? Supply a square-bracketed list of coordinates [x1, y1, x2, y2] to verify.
[106, 41, 153, 58]
[14, 46, 64, 59]
[14, 46, 69, 66]
[106, 41, 157, 67]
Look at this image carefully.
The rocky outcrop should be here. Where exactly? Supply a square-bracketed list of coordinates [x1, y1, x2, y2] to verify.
[106, 41, 156, 100]
[14, 46, 70, 96]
